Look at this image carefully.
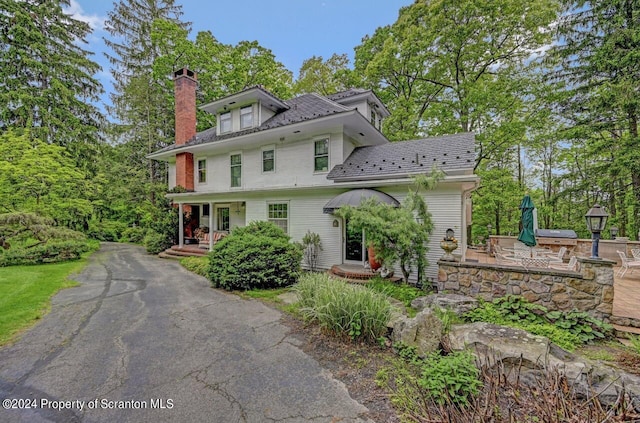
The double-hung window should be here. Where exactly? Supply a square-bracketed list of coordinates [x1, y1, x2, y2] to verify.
[197, 159, 206, 183]
[217, 207, 230, 231]
[262, 149, 274, 172]
[240, 106, 253, 129]
[230, 153, 242, 187]
[314, 138, 329, 172]
[268, 203, 288, 234]
[220, 111, 231, 133]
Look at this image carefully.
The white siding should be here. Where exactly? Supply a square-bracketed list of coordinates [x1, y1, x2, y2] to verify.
[382, 186, 463, 282]
[168, 163, 176, 190]
[193, 132, 345, 192]
[240, 190, 346, 270]
[191, 184, 465, 279]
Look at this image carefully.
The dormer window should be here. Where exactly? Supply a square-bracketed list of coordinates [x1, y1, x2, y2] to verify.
[240, 106, 253, 129]
[220, 111, 231, 133]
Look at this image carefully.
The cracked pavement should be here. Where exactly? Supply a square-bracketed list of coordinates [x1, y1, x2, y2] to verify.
[0, 243, 373, 423]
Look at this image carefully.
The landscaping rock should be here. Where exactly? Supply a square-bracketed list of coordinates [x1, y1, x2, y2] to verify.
[411, 293, 478, 315]
[447, 322, 640, 412]
[391, 309, 443, 357]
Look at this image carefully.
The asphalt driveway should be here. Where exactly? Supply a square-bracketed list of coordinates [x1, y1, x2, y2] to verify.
[0, 243, 371, 423]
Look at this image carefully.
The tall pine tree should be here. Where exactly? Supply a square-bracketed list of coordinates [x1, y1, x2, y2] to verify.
[0, 0, 104, 169]
[552, 0, 640, 238]
[103, 0, 190, 203]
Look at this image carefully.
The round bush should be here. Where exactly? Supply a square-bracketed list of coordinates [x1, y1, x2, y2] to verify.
[143, 230, 172, 254]
[120, 226, 146, 244]
[208, 221, 301, 290]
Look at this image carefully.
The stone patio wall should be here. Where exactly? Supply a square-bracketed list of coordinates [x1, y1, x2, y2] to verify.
[437, 257, 614, 321]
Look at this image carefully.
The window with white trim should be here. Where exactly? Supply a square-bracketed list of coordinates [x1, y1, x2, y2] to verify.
[217, 207, 230, 231]
[220, 111, 231, 133]
[314, 138, 329, 172]
[230, 153, 242, 187]
[240, 105, 253, 129]
[268, 203, 288, 234]
[262, 149, 274, 172]
[197, 159, 206, 183]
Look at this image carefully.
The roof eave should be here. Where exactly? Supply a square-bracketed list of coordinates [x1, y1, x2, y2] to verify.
[148, 109, 389, 160]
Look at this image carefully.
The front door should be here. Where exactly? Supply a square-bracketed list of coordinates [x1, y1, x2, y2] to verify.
[344, 218, 364, 263]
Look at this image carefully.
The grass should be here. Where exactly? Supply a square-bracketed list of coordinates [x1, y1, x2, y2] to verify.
[241, 287, 291, 301]
[179, 255, 209, 278]
[0, 259, 88, 346]
[366, 277, 425, 307]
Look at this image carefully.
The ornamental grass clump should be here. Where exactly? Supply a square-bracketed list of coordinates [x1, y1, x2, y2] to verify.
[293, 273, 392, 343]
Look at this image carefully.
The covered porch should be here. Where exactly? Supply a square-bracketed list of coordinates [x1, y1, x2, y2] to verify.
[175, 200, 246, 251]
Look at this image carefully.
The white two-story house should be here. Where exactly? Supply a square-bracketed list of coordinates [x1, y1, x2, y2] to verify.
[148, 68, 479, 281]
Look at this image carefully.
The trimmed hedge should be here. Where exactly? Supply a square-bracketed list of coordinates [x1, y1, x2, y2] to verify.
[0, 240, 96, 266]
[207, 221, 301, 290]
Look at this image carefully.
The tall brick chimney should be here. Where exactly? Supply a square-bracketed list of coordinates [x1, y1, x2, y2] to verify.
[174, 68, 197, 191]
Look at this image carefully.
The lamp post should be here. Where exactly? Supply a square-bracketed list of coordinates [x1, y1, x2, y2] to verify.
[585, 204, 609, 259]
[487, 224, 492, 254]
[610, 226, 618, 240]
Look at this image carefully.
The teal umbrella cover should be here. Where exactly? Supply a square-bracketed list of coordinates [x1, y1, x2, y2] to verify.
[517, 195, 537, 247]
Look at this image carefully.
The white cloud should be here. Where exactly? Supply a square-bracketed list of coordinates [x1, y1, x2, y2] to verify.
[63, 0, 105, 31]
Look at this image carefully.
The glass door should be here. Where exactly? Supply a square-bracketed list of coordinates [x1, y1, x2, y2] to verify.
[344, 218, 363, 262]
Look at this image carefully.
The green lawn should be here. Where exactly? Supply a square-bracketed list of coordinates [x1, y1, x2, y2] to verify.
[0, 260, 88, 346]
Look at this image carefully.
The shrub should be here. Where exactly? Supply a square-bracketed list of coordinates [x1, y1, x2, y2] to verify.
[463, 297, 610, 351]
[180, 256, 209, 278]
[300, 230, 322, 271]
[208, 221, 301, 290]
[294, 273, 392, 342]
[120, 226, 146, 244]
[418, 351, 481, 406]
[143, 230, 172, 255]
[546, 310, 613, 344]
[87, 219, 127, 241]
[0, 240, 95, 266]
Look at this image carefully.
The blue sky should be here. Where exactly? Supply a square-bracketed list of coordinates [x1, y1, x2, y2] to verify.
[67, 0, 413, 107]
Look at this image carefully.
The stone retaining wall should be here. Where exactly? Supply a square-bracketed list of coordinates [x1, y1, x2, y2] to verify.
[438, 257, 614, 321]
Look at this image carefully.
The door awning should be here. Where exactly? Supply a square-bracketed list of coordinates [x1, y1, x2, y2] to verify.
[323, 189, 400, 214]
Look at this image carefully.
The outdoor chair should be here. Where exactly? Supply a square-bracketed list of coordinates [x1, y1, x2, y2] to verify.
[631, 248, 640, 261]
[539, 246, 566, 263]
[521, 257, 550, 270]
[549, 256, 578, 272]
[616, 251, 640, 278]
[496, 253, 520, 266]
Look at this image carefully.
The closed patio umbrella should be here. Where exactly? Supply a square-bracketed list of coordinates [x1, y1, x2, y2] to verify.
[517, 195, 537, 247]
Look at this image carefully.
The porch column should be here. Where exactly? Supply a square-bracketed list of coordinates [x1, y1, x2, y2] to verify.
[178, 203, 184, 247]
[208, 202, 214, 252]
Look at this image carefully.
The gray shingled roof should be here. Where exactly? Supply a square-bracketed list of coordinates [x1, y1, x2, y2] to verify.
[327, 132, 475, 181]
[326, 88, 370, 102]
[152, 93, 351, 155]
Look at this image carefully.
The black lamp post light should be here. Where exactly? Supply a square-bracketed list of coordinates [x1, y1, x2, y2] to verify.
[610, 226, 618, 240]
[585, 204, 609, 259]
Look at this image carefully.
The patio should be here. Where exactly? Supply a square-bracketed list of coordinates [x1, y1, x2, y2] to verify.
[466, 247, 640, 332]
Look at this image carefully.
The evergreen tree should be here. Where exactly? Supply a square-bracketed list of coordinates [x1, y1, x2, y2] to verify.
[0, 0, 104, 169]
[103, 0, 190, 203]
[551, 0, 640, 238]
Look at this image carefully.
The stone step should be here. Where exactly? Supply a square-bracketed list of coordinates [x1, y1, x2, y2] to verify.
[158, 251, 182, 260]
[612, 323, 640, 337]
[158, 246, 208, 260]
